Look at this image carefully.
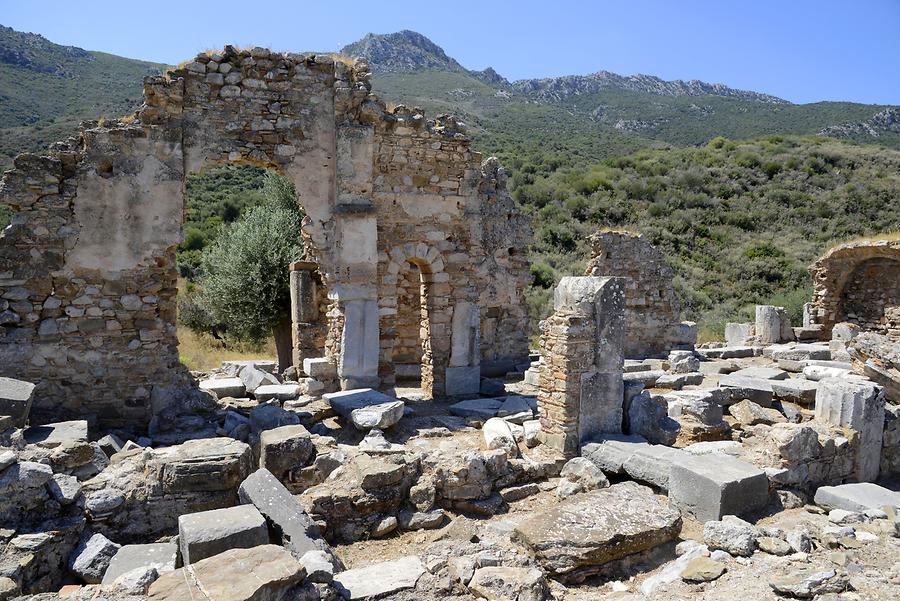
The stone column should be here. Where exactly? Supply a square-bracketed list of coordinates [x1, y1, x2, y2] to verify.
[755, 305, 791, 345]
[815, 378, 885, 482]
[537, 276, 625, 456]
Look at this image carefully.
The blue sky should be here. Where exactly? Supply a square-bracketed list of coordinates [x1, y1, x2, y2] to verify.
[3, 0, 899, 105]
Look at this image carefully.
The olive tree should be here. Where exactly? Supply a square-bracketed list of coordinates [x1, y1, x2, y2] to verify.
[194, 172, 304, 369]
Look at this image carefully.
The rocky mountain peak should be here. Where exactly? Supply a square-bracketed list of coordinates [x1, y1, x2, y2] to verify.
[0, 24, 94, 78]
[341, 30, 465, 74]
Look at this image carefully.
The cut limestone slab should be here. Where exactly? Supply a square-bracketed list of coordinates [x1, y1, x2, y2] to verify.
[102, 544, 178, 585]
[718, 376, 774, 406]
[448, 398, 503, 421]
[581, 435, 650, 475]
[259, 425, 315, 482]
[253, 384, 300, 402]
[23, 420, 88, 448]
[622, 445, 691, 491]
[468, 567, 549, 601]
[238, 468, 335, 561]
[731, 367, 789, 380]
[350, 400, 405, 430]
[668, 453, 769, 522]
[699, 346, 755, 359]
[813, 483, 900, 512]
[0, 377, 35, 428]
[814, 378, 885, 482]
[333, 555, 426, 599]
[303, 357, 337, 379]
[222, 360, 277, 377]
[771, 378, 819, 404]
[178, 504, 269, 565]
[324, 389, 402, 428]
[514, 481, 681, 579]
[238, 365, 280, 394]
[148, 545, 303, 601]
[199, 377, 246, 398]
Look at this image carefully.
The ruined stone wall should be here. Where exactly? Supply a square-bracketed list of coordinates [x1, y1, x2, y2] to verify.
[584, 231, 695, 358]
[1, 45, 532, 422]
[808, 239, 900, 337]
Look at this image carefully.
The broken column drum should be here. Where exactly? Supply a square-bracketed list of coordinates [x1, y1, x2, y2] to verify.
[537, 276, 626, 456]
[0, 46, 532, 426]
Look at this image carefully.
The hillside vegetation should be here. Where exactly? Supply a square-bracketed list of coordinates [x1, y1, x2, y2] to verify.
[517, 136, 900, 337]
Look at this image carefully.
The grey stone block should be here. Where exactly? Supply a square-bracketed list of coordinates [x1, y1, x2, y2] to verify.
[333, 556, 425, 599]
[23, 420, 88, 448]
[771, 378, 819, 403]
[815, 378, 885, 482]
[101, 543, 178, 585]
[178, 504, 269, 564]
[668, 453, 769, 522]
[581, 434, 649, 474]
[813, 483, 900, 512]
[0, 377, 34, 428]
[444, 366, 481, 395]
[238, 468, 336, 562]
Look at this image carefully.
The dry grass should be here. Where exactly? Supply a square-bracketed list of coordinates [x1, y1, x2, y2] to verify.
[838, 230, 900, 245]
[177, 325, 275, 371]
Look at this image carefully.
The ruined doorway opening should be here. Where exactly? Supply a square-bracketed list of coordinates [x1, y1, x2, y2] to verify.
[176, 163, 312, 372]
[393, 259, 433, 390]
[838, 257, 900, 333]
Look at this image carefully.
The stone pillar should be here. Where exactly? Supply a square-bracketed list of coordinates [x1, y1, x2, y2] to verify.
[537, 276, 625, 456]
[334, 289, 380, 390]
[290, 261, 321, 370]
[445, 300, 481, 395]
[755, 305, 791, 345]
[815, 378, 885, 482]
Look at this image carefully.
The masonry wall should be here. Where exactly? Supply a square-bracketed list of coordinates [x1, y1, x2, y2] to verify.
[584, 231, 695, 358]
[808, 239, 900, 337]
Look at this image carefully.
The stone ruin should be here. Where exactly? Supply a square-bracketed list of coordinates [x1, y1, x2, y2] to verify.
[0, 46, 531, 427]
[807, 237, 900, 337]
[1, 48, 900, 601]
[584, 231, 697, 358]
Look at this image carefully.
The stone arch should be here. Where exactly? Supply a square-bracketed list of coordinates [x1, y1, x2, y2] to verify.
[808, 240, 900, 335]
[380, 243, 448, 395]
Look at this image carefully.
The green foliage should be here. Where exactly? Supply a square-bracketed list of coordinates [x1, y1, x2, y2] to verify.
[0, 205, 11, 230]
[530, 262, 556, 289]
[185, 173, 304, 345]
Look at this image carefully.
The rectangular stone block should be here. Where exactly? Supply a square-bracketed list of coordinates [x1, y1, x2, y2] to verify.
[814, 378, 885, 482]
[0, 377, 34, 428]
[668, 453, 769, 522]
[444, 366, 480, 395]
[579, 370, 624, 438]
[771, 378, 819, 404]
[303, 357, 336, 379]
[23, 420, 88, 448]
[178, 504, 269, 565]
[813, 482, 900, 512]
[101, 543, 178, 585]
[238, 468, 333, 560]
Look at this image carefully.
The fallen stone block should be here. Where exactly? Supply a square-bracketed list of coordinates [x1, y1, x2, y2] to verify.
[698, 346, 755, 359]
[581, 434, 650, 474]
[303, 357, 337, 379]
[178, 504, 269, 565]
[497, 395, 536, 423]
[655, 372, 704, 390]
[731, 367, 789, 380]
[68, 533, 121, 584]
[47, 473, 82, 505]
[769, 343, 831, 362]
[445, 366, 481, 395]
[668, 351, 699, 374]
[350, 400, 405, 430]
[468, 567, 549, 601]
[718, 375, 774, 406]
[623, 370, 666, 387]
[769, 569, 848, 598]
[699, 360, 740, 375]
[101, 543, 178, 586]
[324, 388, 402, 428]
[253, 384, 300, 402]
[668, 453, 769, 522]
[199, 377, 246, 398]
[239, 365, 281, 394]
[333, 556, 426, 599]
[703, 515, 757, 556]
[802, 364, 851, 381]
[259, 425, 315, 482]
[448, 397, 503, 420]
[728, 399, 786, 426]
[222, 359, 277, 377]
[482, 417, 519, 457]
[813, 483, 900, 512]
[815, 378, 885, 481]
[622, 444, 690, 491]
[148, 545, 304, 601]
[156, 438, 252, 494]
[238, 468, 336, 561]
[0, 377, 34, 428]
[23, 420, 88, 448]
[299, 550, 335, 584]
[771, 378, 819, 403]
[514, 481, 682, 579]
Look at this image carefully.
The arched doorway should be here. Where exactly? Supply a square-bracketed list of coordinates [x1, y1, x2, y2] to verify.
[838, 257, 900, 333]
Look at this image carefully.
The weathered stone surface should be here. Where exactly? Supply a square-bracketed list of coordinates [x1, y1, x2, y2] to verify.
[350, 400, 404, 430]
[769, 569, 848, 598]
[848, 331, 900, 401]
[559, 456, 609, 491]
[731, 366, 789, 380]
[156, 438, 253, 494]
[728, 399, 786, 426]
[668, 351, 699, 374]
[449, 398, 503, 420]
[0, 376, 34, 428]
[102, 543, 178, 586]
[681, 556, 726, 582]
[107, 566, 159, 595]
[68, 533, 120, 584]
[468, 567, 549, 601]
[718, 375, 775, 406]
[771, 378, 819, 403]
[148, 545, 304, 601]
[813, 483, 900, 512]
[178, 504, 269, 565]
[333, 555, 426, 599]
[514, 481, 682, 578]
[223, 360, 277, 377]
[259, 425, 315, 482]
[238, 468, 335, 561]
[814, 378, 885, 481]
[482, 417, 519, 457]
[47, 473, 82, 505]
[23, 420, 88, 447]
[238, 365, 280, 394]
[703, 515, 757, 556]
[757, 536, 791, 555]
[756, 305, 792, 345]
[324, 388, 400, 426]
[253, 384, 301, 402]
[199, 377, 246, 398]
[668, 453, 769, 522]
[299, 550, 335, 584]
